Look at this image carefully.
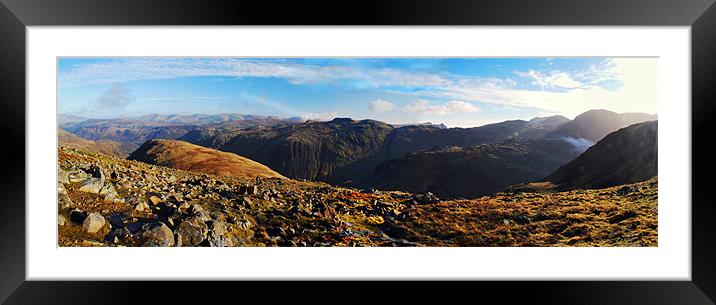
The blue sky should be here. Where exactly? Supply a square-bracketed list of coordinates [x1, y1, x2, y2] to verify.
[57, 57, 657, 127]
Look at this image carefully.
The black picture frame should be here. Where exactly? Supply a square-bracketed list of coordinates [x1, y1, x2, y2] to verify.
[1, 0, 714, 304]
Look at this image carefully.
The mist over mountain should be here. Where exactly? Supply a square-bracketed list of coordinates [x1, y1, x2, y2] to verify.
[509, 121, 658, 192]
[546, 109, 656, 142]
[544, 120, 658, 190]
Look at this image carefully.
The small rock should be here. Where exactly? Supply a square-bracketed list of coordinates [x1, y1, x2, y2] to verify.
[169, 193, 184, 203]
[58, 182, 67, 195]
[118, 179, 132, 189]
[58, 169, 70, 184]
[149, 196, 162, 205]
[58, 215, 66, 226]
[82, 212, 106, 233]
[155, 202, 179, 218]
[133, 200, 150, 212]
[104, 192, 125, 204]
[99, 183, 117, 196]
[78, 178, 104, 194]
[239, 185, 258, 195]
[178, 201, 191, 213]
[239, 196, 253, 209]
[189, 205, 211, 221]
[617, 186, 634, 196]
[140, 223, 175, 247]
[58, 187, 75, 209]
[176, 217, 208, 247]
[207, 220, 231, 247]
[68, 170, 88, 183]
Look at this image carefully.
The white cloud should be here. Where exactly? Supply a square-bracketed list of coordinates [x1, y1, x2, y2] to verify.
[302, 111, 340, 121]
[95, 83, 134, 109]
[410, 58, 657, 118]
[59, 58, 452, 89]
[61, 58, 657, 119]
[402, 100, 479, 115]
[369, 99, 395, 112]
[515, 70, 584, 89]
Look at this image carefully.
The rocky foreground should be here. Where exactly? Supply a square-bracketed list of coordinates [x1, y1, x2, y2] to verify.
[58, 146, 657, 247]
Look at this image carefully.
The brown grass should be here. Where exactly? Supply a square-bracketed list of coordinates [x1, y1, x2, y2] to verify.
[382, 178, 658, 247]
[134, 139, 285, 179]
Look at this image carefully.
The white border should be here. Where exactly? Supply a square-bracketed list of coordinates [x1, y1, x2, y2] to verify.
[27, 27, 690, 280]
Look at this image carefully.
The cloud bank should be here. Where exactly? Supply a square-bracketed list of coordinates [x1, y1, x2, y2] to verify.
[369, 99, 395, 113]
[401, 100, 479, 115]
[95, 83, 134, 110]
[60, 58, 657, 118]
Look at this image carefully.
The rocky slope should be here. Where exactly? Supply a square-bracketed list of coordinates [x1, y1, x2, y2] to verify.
[128, 139, 285, 180]
[58, 147, 657, 247]
[510, 121, 658, 192]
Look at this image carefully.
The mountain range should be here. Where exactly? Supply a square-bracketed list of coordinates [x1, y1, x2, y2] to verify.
[59, 109, 658, 198]
[59, 113, 302, 155]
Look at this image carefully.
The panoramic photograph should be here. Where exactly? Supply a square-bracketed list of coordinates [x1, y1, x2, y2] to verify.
[56, 57, 658, 247]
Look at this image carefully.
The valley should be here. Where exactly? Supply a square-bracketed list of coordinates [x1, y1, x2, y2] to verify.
[57, 109, 658, 247]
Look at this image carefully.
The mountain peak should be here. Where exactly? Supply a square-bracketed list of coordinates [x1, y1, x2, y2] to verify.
[329, 117, 355, 123]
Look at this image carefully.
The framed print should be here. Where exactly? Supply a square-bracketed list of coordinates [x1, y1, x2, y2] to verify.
[1, 0, 715, 304]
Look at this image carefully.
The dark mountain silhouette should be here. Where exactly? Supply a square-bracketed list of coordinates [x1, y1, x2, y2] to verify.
[357, 139, 579, 199]
[179, 115, 571, 184]
[509, 120, 658, 192]
[378, 115, 568, 161]
[198, 118, 395, 183]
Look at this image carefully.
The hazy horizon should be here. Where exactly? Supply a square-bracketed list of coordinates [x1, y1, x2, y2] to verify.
[58, 57, 658, 128]
[58, 109, 658, 129]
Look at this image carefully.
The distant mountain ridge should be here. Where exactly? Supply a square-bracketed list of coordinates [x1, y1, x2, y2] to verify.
[60, 113, 302, 153]
[58, 129, 134, 158]
[546, 109, 656, 142]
